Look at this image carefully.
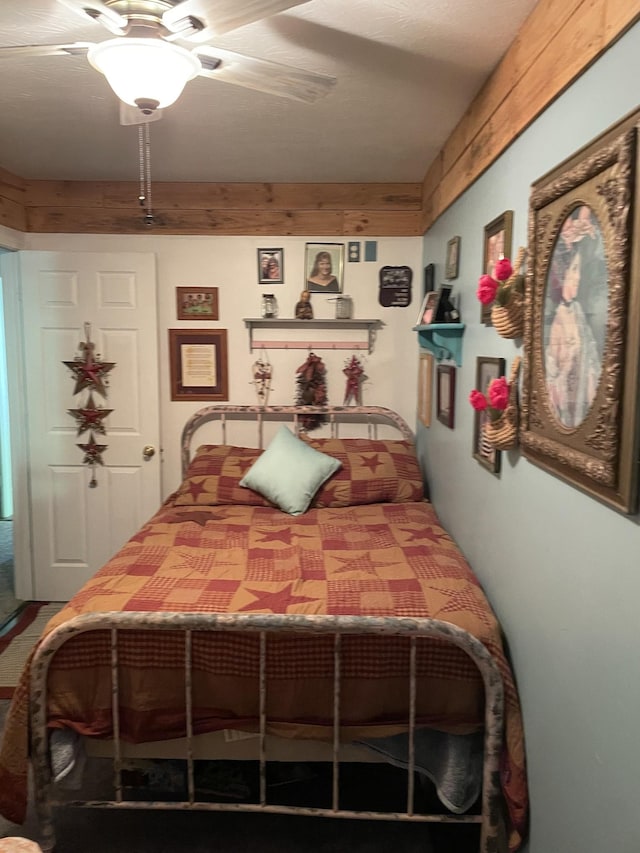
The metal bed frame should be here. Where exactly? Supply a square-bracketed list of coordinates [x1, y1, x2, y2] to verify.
[29, 406, 506, 852]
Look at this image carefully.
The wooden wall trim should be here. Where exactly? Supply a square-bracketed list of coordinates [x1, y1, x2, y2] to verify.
[21, 180, 422, 236]
[1, 0, 638, 238]
[421, 0, 640, 231]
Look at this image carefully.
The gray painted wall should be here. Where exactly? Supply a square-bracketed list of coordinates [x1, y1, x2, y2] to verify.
[420, 24, 640, 853]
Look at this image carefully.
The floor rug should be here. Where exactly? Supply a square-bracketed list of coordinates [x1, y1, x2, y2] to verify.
[0, 602, 64, 698]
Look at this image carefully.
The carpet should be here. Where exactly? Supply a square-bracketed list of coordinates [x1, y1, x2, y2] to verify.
[0, 602, 65, 698]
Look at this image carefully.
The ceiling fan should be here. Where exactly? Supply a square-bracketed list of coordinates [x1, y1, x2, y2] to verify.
[0, 0, 336, 115]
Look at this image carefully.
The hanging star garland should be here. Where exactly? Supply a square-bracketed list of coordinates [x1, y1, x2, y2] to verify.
[63, 323, 116, 488]
[67, 392, 113, 436]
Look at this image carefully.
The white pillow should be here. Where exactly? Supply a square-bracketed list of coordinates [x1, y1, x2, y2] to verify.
[239, 425, 341, 515]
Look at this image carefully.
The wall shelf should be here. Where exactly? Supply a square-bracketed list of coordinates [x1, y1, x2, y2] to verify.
[412, 323, 465, 366]
[243, 318, 382, 353]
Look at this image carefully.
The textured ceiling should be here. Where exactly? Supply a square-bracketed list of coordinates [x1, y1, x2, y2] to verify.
[0, 0, 539, 184]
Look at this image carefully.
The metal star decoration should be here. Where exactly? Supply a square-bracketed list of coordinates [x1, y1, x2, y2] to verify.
[67, 393, 113, 436]
[77, 431, 108, 488]
[63, 323, 115, 398]
[63, 354, 115, 398]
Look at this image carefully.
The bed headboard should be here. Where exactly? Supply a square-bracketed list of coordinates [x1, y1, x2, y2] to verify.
[181, 405, 414, 479]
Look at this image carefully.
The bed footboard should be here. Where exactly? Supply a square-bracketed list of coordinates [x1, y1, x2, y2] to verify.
[30, 613, 504, 853]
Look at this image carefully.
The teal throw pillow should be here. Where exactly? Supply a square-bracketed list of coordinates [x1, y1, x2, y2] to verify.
[239, 425, 341, 515]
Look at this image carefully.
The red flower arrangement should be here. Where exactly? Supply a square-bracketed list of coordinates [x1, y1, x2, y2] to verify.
[469, 376, 510, 421]
[476, 257, 519, 307]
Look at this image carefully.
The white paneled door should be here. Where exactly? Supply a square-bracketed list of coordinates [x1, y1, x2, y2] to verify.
[18, 252, 160, 601]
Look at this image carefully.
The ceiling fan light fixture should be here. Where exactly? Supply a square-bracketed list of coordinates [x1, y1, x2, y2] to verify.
[88, 38, 200, 110]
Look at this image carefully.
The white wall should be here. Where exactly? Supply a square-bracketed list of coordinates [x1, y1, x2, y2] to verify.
[18, 233, 422, 496]
[420, 23, 640, 853]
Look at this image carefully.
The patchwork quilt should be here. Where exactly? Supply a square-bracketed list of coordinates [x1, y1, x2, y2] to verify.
[0, 497, 527, 850]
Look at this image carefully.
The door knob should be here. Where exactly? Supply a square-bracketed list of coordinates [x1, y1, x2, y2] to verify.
[143, 445, 156, 460]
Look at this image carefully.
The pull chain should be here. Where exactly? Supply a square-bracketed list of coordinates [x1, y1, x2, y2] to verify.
[137, 122, 154, 226]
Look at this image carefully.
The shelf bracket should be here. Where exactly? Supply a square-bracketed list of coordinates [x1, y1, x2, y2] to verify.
[412, 323, 465, 367]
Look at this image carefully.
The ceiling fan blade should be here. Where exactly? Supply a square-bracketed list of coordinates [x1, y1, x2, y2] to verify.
[163, 0, 311, 39]
[194, 46, 335, 103]
[57, 0, 127, 35]
[0, 42, 93, 59]
[119, 102, 164, 126]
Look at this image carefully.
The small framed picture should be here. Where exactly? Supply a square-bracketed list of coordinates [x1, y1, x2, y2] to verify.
[305, 242, 344, 293]
[416, 290, 441, 326]
[436, 364, 456, 429]
[445, 236, 461, 280]
[423, 263, 435, 295]
[481, 211, 513, 324]
[473, 356, 506, 474]
[257, 248, 284, 284]
[168, 328, 229, 402]
[418, 351, 434, 427]
[176, 286, 219, 320]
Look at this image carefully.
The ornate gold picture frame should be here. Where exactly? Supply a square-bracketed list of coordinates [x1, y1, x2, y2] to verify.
[520, 109, 640, 513]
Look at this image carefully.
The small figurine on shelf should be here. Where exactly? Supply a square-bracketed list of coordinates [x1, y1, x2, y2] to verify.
[295, 290, 313, 319]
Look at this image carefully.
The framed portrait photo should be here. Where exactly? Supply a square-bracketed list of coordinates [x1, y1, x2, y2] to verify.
[521, 110, 640, 514]
[418, 351, 434, 427]
[473, 356, 505, 474]
[481, 210, 513, 324]
[436, 364, 456, 429]
[169, 328, 229, 402]
[257, 248, 284, 284]
[305, 243, 344, 293]
[176, 286, 219, 320]
[445, 236, 460, 280]
[416, 290, 441, 326]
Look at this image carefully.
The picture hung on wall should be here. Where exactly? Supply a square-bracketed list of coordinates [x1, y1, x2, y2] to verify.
[169, 328, 229, 402]
[378, 265, 412, 307]
[481, 210, 513, 324]
[445, 236, 460, 280]
[520, 109, 640, 514]
[423, 263, 435, 295]
[416, 290, 441, 326]
[257, 248, 284, 284]
[305, 243, 344, 293]
[472, 356, 505, 474]
[176, 286, 219, 320]
[418, 351, 434, 427]
[436, 364, 456, 429]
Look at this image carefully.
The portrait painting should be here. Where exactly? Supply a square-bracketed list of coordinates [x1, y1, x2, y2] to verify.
[481, 210, 513, 324]
[305, 243, 344, 293]
[520, 109, 640, 513]
[473, 356, 505, 474]
[257, 248, 284, 284]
